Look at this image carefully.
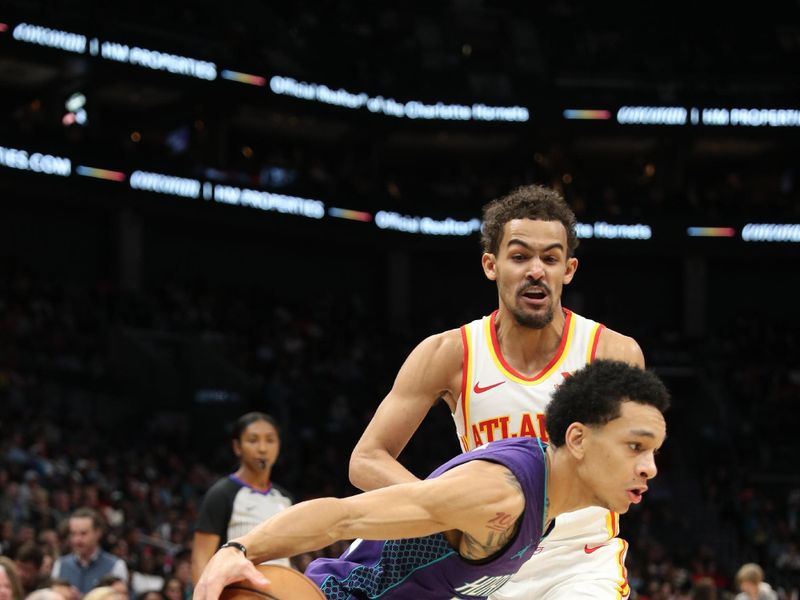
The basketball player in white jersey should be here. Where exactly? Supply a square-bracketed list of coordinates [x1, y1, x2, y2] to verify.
[349, 184, 644, 599]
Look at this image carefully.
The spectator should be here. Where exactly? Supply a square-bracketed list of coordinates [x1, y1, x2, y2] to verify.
[48, 580, 78, 600]
[690, 577, 717, 600]
[159, 578, 182, 600]
[82, 587, 121, 600]
[169, 556, 191, 600]
[95, 576, 127, 599]
[776, 541, 800, 571]
[129, 552, 162, 599]
[734, 563, 777, 600]
[0, 557, 23, 600]
[24, 590, 64, 600]
[14, 543, 45, 596]
[51, 510, 128, 595]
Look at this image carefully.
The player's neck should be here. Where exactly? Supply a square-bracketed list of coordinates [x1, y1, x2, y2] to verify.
[544, 446, 590, 520]
[494, 307, 566, 374]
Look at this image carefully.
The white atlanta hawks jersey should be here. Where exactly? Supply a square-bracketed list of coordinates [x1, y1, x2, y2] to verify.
[453, 308, 624, 548]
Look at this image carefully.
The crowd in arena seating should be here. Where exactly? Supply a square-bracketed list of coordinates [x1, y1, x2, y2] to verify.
[1, 275, 798, 600]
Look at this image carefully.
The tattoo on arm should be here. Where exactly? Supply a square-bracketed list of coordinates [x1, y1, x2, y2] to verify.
[456, 468, 523, 560]
[459, 513, 521, 560]
[487, 512, 514, 532]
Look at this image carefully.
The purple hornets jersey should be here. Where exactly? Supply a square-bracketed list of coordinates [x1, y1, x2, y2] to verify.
[305, 438, 548, 599]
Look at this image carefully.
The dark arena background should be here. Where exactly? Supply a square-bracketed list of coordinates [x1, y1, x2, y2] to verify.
[1, 2, 799, 599]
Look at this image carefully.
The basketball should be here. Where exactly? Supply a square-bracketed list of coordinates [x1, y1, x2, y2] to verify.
[219, 565, 325, 600]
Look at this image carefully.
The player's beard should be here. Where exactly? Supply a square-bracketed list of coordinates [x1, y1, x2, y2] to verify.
[511, 280, 554, 329]
[511, 304, 554, 329]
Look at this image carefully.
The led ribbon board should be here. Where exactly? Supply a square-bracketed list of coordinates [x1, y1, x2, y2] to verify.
[374, 211, 481, 236]
[687, 227, 736, 238]
[0, 145, 71, 176]
[576, 222, 652, 240]
[741, 224, 800, 242]
[0, 142, 664, 241]
[269, 76, 529, 122]
[10, 22, 217, 81]
[5, 20, 529, 123]
[613, 106, 800, 128]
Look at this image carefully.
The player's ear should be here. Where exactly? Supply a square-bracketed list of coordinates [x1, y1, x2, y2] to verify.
[564, 422, 588, 459]
[563, 257, 578, 285]
[232, 439, 242, 457]
[482, 253, 498, 281]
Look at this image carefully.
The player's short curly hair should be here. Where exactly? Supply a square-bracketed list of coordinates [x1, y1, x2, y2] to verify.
[480, 185, 579, 256]
[545, 361, 670, 447]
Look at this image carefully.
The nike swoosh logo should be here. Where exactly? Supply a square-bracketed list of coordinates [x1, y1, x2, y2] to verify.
[473, 381, 505, 394]
[584, 544, 607, 554]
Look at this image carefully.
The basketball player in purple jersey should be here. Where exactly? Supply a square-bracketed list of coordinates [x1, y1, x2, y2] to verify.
[193, 361, 668, 600]
[350, 185, 645, 599]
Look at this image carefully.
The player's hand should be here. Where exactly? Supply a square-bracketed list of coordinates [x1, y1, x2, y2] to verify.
[193, 547, 269, 600]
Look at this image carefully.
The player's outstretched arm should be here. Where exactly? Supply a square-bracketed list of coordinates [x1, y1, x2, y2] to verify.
[349, 329, 463, 491]
[193, 461, 523, 600]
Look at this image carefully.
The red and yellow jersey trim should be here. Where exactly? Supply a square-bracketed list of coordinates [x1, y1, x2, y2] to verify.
[605, 510, 619, 538]
[614, 538, 631, 599]
[459, 325, 473, 451]
[587, 322, 605, 363]
[486, 308, 575, 384]
[606, 510, 628, 598]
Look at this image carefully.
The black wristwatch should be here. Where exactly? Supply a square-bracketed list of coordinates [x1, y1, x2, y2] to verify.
[219, 541, 247, 557]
